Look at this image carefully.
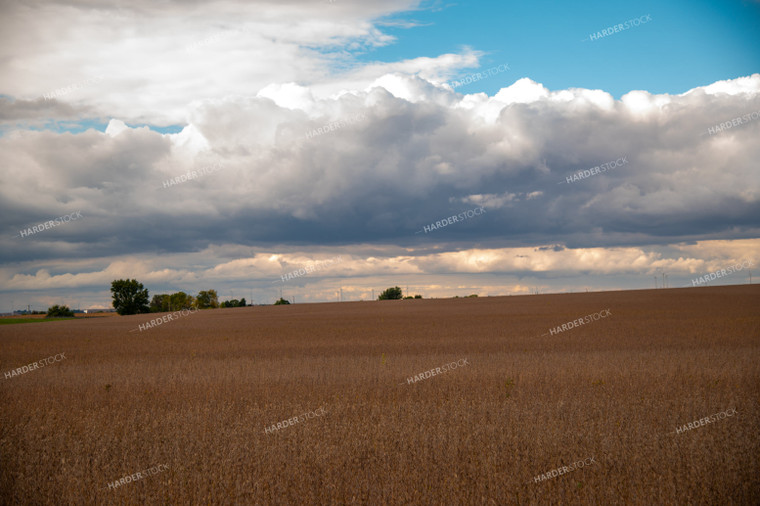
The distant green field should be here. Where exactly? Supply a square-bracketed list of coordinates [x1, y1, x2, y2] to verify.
[0, 318, 76, 325]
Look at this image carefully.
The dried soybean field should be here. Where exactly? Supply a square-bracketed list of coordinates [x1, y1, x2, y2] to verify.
[1, 285, 759, 505]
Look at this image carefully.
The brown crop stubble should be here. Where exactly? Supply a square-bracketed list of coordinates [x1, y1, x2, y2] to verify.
[0, 285, 758, 504]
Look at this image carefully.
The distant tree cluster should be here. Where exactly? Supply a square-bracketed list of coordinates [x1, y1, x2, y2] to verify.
[378, 286, 403, 300]
[196, 290, 220, 309]
[274, 297, 291, 305]
[110, 280, 250, 315]
[221, 298, 246, 308]
[47, 305, 74, 317]
[149, 292, 196, 313]
[378, 287, 423, 300]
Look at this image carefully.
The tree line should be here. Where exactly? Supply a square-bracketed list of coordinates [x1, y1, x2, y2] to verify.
[110, 279, 246, 315]
[108, 280, 425, 315]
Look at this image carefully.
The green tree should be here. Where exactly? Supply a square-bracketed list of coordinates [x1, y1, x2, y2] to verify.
[110, 279, 150, 315]
[47, 304, 74, 317]
[221, 299, 240, 308]
[274, 297, 291, 305]
[378, 286, 403, 300]
[150, 294, 171, 313]
[169, 291, 195, 310]
[196, 289, 219, 309]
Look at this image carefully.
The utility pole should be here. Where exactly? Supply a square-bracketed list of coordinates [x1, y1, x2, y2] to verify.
[371, 289, 374, 300]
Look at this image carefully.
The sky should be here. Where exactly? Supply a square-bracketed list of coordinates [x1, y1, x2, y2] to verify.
[0, 0, 759, 311]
